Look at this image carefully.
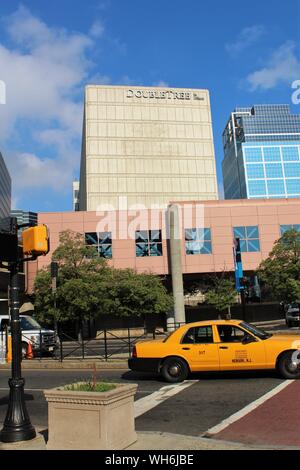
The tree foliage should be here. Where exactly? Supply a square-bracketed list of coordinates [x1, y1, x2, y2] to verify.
[33, 230, 173, 324]
[205, 277, 237, 316]
[258, 229, 300, 302]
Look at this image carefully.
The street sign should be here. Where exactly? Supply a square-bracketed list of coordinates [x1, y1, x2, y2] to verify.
[233, 237, 244, 293]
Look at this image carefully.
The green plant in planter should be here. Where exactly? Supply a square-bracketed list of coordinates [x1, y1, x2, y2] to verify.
[63, 382, 116, 392]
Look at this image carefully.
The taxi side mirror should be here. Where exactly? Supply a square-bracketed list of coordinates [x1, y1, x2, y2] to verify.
[22, 225, 50, 257]
[242, 335, 256, 345]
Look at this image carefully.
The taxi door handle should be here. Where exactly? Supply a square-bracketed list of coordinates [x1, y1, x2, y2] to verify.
[219, 346, 228, 350]
[182, 347, 190, 350]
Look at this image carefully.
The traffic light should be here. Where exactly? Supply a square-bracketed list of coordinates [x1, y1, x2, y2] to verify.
[50, 261, 58, 278]
[22, 225, 50, 257]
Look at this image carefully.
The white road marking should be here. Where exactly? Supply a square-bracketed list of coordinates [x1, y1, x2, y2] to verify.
[205, 380, 294, 436]
[134, 380, 196, 418]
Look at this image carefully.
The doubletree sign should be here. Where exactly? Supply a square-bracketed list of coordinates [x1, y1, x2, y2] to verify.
[0, 218, 18, 262]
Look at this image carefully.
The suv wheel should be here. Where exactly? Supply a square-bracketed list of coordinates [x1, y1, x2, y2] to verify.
[277, 351, 300, 379]
[161, 357, 189, 383]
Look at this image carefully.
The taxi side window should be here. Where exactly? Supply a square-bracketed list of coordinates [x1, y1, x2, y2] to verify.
[182, 326, 213, 344]
[217, 325, 246, 343]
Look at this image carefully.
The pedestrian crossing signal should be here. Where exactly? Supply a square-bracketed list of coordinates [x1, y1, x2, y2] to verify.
[22, 225, 50, 257]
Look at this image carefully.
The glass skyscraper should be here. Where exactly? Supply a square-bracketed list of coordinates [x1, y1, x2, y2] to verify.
[222, 105, 300, 199]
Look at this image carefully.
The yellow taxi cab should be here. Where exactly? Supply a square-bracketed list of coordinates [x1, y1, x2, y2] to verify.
[128, 320, 300, 382]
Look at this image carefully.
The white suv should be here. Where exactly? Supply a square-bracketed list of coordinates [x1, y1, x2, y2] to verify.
[0, 315, 58, 358]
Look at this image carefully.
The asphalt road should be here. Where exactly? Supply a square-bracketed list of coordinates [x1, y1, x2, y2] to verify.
[0, 368, 284, 437]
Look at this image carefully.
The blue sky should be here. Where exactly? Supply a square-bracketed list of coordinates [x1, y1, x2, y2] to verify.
[0, 0, 299, 212]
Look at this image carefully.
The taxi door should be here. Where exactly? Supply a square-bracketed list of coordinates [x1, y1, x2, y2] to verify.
[216, 324, 267, 370]
[177, 325, 220, 372]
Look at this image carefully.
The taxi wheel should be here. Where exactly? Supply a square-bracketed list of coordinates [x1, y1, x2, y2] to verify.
[161, 357, 189, 383]
[277, 351, 300, 379]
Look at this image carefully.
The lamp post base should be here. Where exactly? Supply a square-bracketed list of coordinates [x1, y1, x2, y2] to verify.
[0, 378, 36, 443]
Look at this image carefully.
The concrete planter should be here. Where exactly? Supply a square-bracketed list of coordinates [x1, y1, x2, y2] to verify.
[44, 383, 138, 450]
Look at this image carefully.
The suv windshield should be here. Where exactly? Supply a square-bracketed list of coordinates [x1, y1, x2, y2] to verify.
[240, 321, 272, 340]
[20, 317, 41, 330]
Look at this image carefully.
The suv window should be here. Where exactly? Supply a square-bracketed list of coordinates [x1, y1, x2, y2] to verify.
[182, 326, 213, 344]
[217, 325, 247, 343]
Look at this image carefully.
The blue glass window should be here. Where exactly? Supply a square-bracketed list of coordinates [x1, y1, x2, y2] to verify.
[282, 147, 299, 161]
[286, 179, 300, 196]
[246, 164, 264, 179]
[248, 180, 267, 197]
[244, 147, 263, 162]
[284, 163, 300, 178]
[265, 164, 283, 178]
[185, 228, 212, 255]
[267, 179, 285, 195]
[135, 230, 162, 257]
[233, 226, 260, 252]
[263, 147, 281, 162]
[280, 224, 300, 235]
[85, 232, 112, 259]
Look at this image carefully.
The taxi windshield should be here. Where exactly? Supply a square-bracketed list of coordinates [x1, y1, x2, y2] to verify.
[240, 321, 272, 340]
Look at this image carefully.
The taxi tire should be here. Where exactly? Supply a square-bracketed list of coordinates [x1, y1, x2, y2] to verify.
[277, 351, 300, 379]
[161, 357, 189, 383]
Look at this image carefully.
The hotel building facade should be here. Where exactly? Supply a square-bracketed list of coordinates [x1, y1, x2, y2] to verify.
[79, 85, 218, 210]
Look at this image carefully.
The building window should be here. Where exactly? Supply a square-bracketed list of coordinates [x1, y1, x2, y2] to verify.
[282, 147, 300, 161]
[263, 147, 281, 162]
[233, 226, 260, 252]
[185, 228, 212, 255]
[280, 225, 300, 235]
[248, 180, 267, 197]
[267, 179, 285, 196]
[135, 230, 162, 257]
[85, 232, 112, 258]
[286, 179, 300, 196]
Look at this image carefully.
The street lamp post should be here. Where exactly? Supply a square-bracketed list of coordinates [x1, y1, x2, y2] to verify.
[0, 260, 36, 442]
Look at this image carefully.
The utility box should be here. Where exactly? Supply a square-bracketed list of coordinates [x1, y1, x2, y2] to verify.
[22, 225, 50, 256]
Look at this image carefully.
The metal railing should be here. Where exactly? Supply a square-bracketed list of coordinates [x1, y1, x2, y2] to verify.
[1, 320, 187, 362]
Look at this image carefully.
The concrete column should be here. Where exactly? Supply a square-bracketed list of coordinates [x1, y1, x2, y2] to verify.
[168, 204, 185, 329]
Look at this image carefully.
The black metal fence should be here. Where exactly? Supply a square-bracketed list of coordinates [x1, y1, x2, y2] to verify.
[1, 322, 185, 362]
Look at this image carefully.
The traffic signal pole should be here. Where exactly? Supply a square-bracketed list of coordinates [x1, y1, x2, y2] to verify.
[0, 218, 49, 443]
[0, 260, 36, 442]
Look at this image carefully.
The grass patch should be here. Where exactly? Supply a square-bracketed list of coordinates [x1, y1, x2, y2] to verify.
[64, 382, 117, 392]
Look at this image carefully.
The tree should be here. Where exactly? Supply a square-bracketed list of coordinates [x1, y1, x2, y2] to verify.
[258, 229, 300, 303]
[33, 230, 173, 324]
[205, 277, 237, 318]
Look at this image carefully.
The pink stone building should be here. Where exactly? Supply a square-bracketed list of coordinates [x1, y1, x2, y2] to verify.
[26, 198, 300, 294]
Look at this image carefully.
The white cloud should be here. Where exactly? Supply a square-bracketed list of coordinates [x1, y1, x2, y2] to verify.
[247, 41, 300, 90]
[0, 6, 110, 199]
[89, 20, 105, 38]
[153, 80, 169, 87]
[226, 25, 266, 56]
